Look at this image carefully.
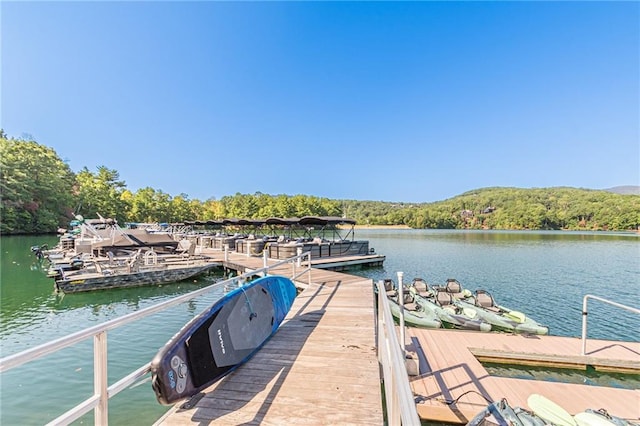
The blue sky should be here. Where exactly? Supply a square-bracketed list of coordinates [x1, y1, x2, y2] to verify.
[2, 1, 638, 203]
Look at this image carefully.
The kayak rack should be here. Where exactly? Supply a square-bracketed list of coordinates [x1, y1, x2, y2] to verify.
[581, 294, 640, 355]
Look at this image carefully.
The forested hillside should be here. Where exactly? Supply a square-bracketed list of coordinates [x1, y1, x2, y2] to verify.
[341, 187, 640, 230]
[1, 133, 639, 233]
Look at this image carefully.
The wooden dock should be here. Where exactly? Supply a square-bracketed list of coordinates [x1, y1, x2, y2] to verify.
[199, 247, 386, 273]
[406, 328, 640, 424]
[156, 254, 384, 425]
[154, 251, 638, 425]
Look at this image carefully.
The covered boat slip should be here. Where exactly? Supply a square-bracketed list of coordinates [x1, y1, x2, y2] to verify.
[156, 267, 383, 425]
[265, 238, 372, 260]
[183, 216, 375, 260]
[406, 328, 640, 424]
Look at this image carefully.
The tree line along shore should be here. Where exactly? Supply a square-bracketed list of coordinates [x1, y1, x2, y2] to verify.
[2, 132, 639, 235]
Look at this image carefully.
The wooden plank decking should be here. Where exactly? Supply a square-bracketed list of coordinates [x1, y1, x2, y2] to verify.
[406, 328, 640, 424]
[156, 254, 384, 425]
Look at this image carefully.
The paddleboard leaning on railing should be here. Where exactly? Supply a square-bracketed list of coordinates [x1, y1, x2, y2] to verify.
[150, 275, 297, 405]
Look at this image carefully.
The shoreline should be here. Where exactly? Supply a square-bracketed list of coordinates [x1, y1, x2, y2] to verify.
[352, 224, 412, 229]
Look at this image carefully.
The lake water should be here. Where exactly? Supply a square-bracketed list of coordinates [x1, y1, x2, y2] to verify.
[1, 230, 638, 424]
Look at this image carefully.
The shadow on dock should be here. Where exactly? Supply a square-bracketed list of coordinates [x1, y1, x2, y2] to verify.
[166, 282, 347, 424]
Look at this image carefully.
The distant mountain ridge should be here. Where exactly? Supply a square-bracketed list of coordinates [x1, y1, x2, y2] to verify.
[343, 186, 640, 230]
[603, 186, 640, 195]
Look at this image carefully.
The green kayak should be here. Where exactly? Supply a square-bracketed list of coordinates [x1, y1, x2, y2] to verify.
[409, 278, 492, 332]
[454, 286, 549, 335]
[377, 279, 441, 329]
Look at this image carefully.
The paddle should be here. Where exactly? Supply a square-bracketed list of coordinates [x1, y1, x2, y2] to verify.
[503, 309, 526, 323]
[527, 393, 577, 426]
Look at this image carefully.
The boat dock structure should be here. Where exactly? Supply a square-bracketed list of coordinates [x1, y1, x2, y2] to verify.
[156, 254, 384, 425]
[406, 328, 640, 423]
[1, 249, 638, 425]
[156, 251, 639, 425]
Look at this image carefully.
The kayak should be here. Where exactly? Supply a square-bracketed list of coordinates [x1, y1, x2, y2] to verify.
[470, 394, 637, 426]
[455, 289, 549, 335]
[574, 409, 637, 426]
[467, 398, 548, 426]
[377, 279, 441, 329]
[529, 394, 637, 426]
[409, 278, 492, 332]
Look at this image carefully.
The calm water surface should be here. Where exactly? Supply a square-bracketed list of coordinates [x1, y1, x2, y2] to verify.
[1, 231, 638, 424]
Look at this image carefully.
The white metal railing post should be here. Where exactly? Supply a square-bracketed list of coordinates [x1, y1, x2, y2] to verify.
[263, 249, 268, 269]
[581, 294, 640, 355]
[224, 244, 229, 262]
[397, 271, 405, 357]
[94, 331, 108, 425]
[581, 296, 589, 356]
[375, 279, 421, 425]
[296, 247, 302, 267]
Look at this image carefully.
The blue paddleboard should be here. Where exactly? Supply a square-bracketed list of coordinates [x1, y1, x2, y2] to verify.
[151, 275, 297, 405]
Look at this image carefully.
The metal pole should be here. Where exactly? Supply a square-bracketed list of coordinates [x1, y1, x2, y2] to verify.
[224, 244, 229, 262]
[263, 249, 268, 269]
[581, 296, 589, 356]
[397, 271, 405, 358]
[581, 294, 640, 355]
[94, 332, 108, 425]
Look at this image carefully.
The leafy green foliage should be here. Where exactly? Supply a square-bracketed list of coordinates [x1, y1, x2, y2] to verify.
[0, 135, 75, 234]
[75, 166, 129, 223]
[341, 187, 640, 231]
[1, 132, 637, 233]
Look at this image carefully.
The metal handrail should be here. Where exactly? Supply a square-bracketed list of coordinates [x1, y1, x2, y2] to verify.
[376, 277, 421, 425]
[0, 251, 312, 425]
[581, 294, 640, 355]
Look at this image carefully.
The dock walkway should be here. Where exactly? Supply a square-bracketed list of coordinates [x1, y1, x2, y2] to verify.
[406, 328, 640, 424]
[157, 252, 384, 425]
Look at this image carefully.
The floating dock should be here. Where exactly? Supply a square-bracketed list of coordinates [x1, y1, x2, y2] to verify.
[406, 328, 640, 424]
[155, 260, 384, 425]
[200, 246, 385, 273]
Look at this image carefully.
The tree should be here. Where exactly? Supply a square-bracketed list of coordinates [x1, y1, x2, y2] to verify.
[128, 187, 172, 223]
[75, 166, 129, 223]
[169, 194, 196, 222]
[0, 133, 75, 233]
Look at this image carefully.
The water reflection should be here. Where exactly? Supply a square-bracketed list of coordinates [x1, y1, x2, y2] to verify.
[484, 362, 640, 390]
[357, 228, 639, 243]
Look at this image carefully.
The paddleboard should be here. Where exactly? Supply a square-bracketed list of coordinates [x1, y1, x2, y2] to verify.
[150, 275, 297, 405]
[528, 393, 577, 426]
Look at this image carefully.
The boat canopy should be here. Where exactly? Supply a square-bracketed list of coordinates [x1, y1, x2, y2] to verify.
[175, 216, 357, 240]
[264, 217, 300, 226]
[298, 216, 356, 226]
[180, 216, 355, 227]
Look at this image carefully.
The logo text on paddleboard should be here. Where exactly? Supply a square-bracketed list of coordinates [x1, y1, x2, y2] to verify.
[217, 329, 225, 354]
